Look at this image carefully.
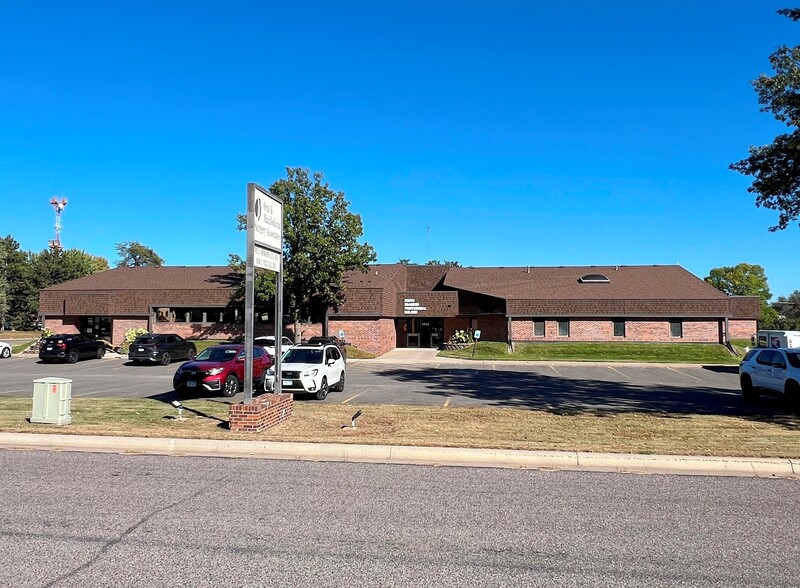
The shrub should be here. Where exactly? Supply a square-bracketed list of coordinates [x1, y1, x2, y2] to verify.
[123, 328, 149, 351]
[448, 329, 474, 344]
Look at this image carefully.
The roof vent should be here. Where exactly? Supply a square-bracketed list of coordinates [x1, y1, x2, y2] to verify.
[578, 273, 610, 284]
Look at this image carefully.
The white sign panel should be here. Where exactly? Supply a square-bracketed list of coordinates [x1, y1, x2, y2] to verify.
[254, 245, 280, 272]
[252, 185, 282, 252]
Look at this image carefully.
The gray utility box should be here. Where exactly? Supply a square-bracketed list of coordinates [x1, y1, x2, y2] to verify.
[31, 377, 72, 425]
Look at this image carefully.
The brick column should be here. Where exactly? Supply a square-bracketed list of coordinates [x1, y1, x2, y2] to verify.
[228, 394, 294, 432]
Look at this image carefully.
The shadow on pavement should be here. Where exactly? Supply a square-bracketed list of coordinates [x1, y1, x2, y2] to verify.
[378, 367, 800, 430]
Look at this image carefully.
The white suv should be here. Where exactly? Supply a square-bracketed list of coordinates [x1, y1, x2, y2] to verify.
[265, 342, 345, 400]
[739, 347, 800, 409]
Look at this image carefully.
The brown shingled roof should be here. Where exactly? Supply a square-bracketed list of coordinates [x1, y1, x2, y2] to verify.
[441, 265, 727, 301]
[42, 266, 242, 292]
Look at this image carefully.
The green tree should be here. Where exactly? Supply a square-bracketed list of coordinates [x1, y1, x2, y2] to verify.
[426, 260, 461, 267]
[730, 8, 800, 231]
[115, 242, 164, 267]
[0, 236, 35, 329]
[705, 263, 777, 328]
[234, 167, 376, 339]
[772, 290, 800, 329]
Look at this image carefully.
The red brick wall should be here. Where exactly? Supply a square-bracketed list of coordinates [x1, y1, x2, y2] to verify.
[329, 318, 395, 356]
[729, 319, 757, 340]
[511, 318, 722, 343]
[43, 317, 80, 335]
[444, 317, 470, 342]
[113, 318, 149, 345]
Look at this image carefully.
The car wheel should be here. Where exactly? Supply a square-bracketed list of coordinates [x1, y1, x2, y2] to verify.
[334, 371, 345, 392]
[66, 350, 79, 364]
[740, 374, 758, 402]
[96, 347, 105, 359]
[315, 377, 329, 401]
[0, 347, 10, 359]
[222, 374, 239, 397]
[187, 348, 196, 361]
[785, 380, 800, 413]
[161, 352, 171, 366]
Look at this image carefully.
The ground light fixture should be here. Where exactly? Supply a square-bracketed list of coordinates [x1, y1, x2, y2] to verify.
[343, 409, 363, 430]
[171, 400, 186, 421]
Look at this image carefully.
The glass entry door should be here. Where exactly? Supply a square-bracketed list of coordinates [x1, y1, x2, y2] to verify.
[404, 318, 443, 348]
[81, 316, 111, 339]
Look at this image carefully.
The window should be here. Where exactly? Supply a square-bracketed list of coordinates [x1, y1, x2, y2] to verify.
[613, 320, 625, 338]
[557, 320, 570, 337]
[533, 321, 545, 337]
[669, 320, 682, 338]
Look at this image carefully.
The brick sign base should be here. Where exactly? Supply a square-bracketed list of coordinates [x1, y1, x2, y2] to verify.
[228, 393, 294, 432]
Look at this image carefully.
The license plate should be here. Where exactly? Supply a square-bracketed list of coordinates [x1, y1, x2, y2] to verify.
[282, 380, 292, 387]
[137, 347, 144, 351]
[187, 381, 197, 388]
[46, 346, 53, 350]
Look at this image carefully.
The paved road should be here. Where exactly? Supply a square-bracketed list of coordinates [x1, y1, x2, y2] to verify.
[1, 449, 797, 587]
[0, 352, 781, 417]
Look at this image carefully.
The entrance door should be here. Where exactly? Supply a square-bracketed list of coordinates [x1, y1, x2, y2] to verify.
[403, 318, 443, 348]
[81, 316, 111, 339]
[418, 318, 443, 348]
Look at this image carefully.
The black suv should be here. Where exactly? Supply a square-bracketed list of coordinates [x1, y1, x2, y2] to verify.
[128, 334, 197, 366]
[306, 336, 347, 362]
[39, 334, 105, 363]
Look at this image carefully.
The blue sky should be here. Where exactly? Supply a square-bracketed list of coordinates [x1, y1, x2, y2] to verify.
[1, 1, 798, 298]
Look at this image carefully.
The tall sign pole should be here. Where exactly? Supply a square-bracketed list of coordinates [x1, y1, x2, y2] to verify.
[244, 183, 283, 404]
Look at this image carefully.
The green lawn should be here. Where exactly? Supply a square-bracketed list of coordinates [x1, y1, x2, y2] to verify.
[439, 341, 742, 364]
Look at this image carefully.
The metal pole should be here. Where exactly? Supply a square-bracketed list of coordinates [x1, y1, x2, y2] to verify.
[244, 184, 255, 404]
[275, 252, 283, 395]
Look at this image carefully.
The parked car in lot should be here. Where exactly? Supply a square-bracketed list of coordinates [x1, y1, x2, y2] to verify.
[39, 334, 105, 363]
[306, 335, 347, 363]
[739, 347, 800, 409]
[0, 341, 12, 359]
[129, 334, 197, 365]
[265, 341, 345, 400]
[253, 335, 294, 358]
[173, 344, 272, 397]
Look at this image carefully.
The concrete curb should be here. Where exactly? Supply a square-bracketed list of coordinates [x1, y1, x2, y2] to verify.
[0, 432, 797, 479]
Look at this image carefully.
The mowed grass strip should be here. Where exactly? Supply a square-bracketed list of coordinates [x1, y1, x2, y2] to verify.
[439, 341, 742, 364]
[1, 397, 798, 458]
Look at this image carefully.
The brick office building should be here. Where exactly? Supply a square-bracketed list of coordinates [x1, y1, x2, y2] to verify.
[39, 263, 759, 356]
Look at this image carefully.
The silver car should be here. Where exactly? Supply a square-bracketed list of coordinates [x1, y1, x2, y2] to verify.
[739, 347, 800, 409]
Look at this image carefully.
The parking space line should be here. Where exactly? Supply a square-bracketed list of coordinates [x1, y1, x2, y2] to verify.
[549, 363, 562, 376]
[606, 365, 630, 380]
[443, 397, 452, 407]
[666, 366, 702, 381]
[341, 389, 371, 404]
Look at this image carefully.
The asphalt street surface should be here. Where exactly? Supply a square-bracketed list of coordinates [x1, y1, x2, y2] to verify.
[0, 352, 782, 418]
[1, 449, 798, 587]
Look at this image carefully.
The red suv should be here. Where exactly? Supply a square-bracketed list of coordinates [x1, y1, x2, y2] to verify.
[172, 344, 272, 397]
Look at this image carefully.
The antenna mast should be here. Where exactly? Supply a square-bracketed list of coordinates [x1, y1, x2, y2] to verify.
[49, 196, 68, 250]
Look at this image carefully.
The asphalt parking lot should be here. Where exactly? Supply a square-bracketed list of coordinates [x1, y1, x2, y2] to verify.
[0, 350, 772, 417]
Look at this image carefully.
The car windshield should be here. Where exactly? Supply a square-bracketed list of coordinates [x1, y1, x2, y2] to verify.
[195, 347, 238, 362]
[283, 348, 323, 364]
[787, 352, 800, 369]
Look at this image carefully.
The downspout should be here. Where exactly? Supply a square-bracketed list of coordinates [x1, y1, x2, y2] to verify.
[507, 315, 513, 353]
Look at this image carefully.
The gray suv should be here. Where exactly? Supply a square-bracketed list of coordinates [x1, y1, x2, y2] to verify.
[129, 334, 197, 366]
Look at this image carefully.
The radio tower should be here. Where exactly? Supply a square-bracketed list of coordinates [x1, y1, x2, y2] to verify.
[49, 196, 68, 250]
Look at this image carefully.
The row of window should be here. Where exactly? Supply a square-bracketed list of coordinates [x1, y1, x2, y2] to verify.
[532, 320, 684, 338]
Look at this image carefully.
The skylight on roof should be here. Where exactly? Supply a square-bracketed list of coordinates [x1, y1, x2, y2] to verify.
[578, 274, 610, 283]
